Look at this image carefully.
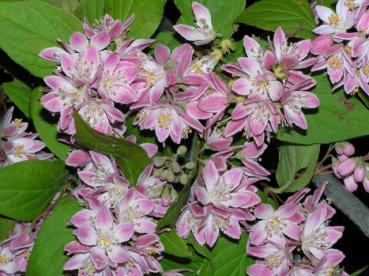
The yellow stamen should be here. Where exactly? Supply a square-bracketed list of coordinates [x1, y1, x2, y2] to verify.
[328, 55, 342, 69]
[14, 118, 23, 127]
[328, 13, 340, 26]
[157, 113, 172, 129]
[15, 145, 26, 158]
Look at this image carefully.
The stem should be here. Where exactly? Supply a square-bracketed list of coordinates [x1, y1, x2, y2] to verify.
[316, 144, 334, 171]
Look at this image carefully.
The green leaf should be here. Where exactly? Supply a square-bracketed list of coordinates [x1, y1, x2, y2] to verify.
[258, 191, 277, 208]
[277, 75, 369, 144]
[211, 234, 254, 276]
[160, 248, 204, 275]
[74, 111, 151, 185]
[237, 0, 315, 39]
[0, 160, 65, 221]
[175, 0, 245, 38]
[157, 182, 191, 228]
[351, 265, 369, 276]
[160, 229, 192, 258]
[185, 234, 211, 259]
[46, 0, 82, 17]
[198, 259, 212, 276]
[81, 0, 166, 38]
[30, 89, 69, 161]
[151, 31, 181, 51]
[276, 144, 320, 193]
[27, 196, 81, 276]
[2, 80, 31, 118]
[0, 0, 82, 77]
[0, 217, 15, 242]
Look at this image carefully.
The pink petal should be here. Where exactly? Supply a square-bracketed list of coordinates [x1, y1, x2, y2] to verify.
[155, 44, 170, 64]
[203, 160, 218, 192]
[69, 32, 88, 52]
[91, 32, 110, 51]
[96, 208, 113, 230]
[90, 246, 108, 270]
[108, 246, 129, 264]
[232, 77, 252, 96]
[75, 226, 97, 246]
[254, 204, 274, 219]
[114, 223, 134, 243]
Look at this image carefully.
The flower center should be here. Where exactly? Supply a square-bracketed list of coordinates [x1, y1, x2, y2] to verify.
[0, 253, 11, 265]
[273, 64, 288, 80]
[328, 55, 342, 69]
[97, 232, 115, 250]
[328, 14, 340, 26]
[15, 144, 26, 158]
[363, 64, 369, 76]
[265, 254, 282, 268]
[345, 0, 356, 10]
[265, 216, 285, 235]
[157, 113, 172, 129]
[14, 118, 23, 127]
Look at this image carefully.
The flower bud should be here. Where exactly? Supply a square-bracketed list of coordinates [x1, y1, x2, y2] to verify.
[154, 156, 168, 167]
[176, 145, 187, 156]
[184, 162, 196, 170]
[180, 173, 190, 185]
[337, 158, 356, 177]
[335, 142, 355, 156]
[363, 171, 369, 193]
[354, 160, 365, 182]
[343, 175, 358, 192]
[171, 161, 181, 173]
[167, 171, 175, 182]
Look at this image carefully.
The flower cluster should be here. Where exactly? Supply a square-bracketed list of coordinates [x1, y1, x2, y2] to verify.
[247, 184, 346, 276]
[332, 141, 369, 192]
[311, 0, 369, 95]
[64, 147, 172, 275]
[0, 107, 52, 167]
[0, 223, 38, 275]
[222, 27, 319, 145]
[176, 159, 261, 247]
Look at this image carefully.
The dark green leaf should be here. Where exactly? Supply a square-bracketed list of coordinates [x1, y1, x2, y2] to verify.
[74, 111, 151, 185]
[2, 80, 31, 118]
[124, 114, 156, 144]
[31, 89, 69, 161]
[160, 229, 192, 258]
[276, 144, 320, 193]
[351, 265, 369, 276]
[0, 160, 65, 221]
[81, 0, 166, 38]
[0, 217, 15, 242]
[27, 196, 81, 276]
[237, 0, 315, 38]
[160, 247, 204, 275]
[185, 234, 211, 259]
[0, 0, 82, 77]
[175, 0, 245, 38]
[211, 234, 254, 276]
[151, 31, 181, 52]
[277, 75, 369, 144]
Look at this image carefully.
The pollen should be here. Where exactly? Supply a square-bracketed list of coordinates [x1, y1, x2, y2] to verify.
[265, 254, 282, 268]
[0, 253, 11, 265]
[191, 62, 204, 74]
[345, 0, 355, 10]
[15, 144, 26, 158]
[157, 113, 172, 129]
[273, 64, 288, 80]
[14, 118, 23, 127]
[328, 13, 340, 26]
[363, 64, 369, 76]
[144, 70, 156, 82]
[97, 233, 115, 249]
[328, 55, 342, 70]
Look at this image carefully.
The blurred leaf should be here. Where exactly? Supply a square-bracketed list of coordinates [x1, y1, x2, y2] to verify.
[276, 144, 320, 193]
[81, 0, 166, 38]
[277, 75, 369, 144]
[2, 80, 31, 118]
[175, 0, 245, 38]
[31, 89, 69, 161]
[237, 0, 315, 38]
[351, 265, 369, 276]
[0, 160, 65, 221]
[0, 217, 15, 242]
[74, 111, 151, 185]
[160, 229, 192, 258]
[198, 259, 212, 275]
[27, 196, 81, 276]
[0, 0, 82, 77]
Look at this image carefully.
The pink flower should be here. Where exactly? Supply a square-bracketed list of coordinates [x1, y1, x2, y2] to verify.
[134, 104, 201, 144]
[173, 2, 216, 45]
[67, 208, 133, 271]
[247, 241, 291, 276]
[282, 90, 320, 130]
[97, 53, 138, 104]
[249, 203, 300, 246]
[195, 160, 260, 210]
[83, 15, 134, 40]
[117, 189, 156, 234]
[1, 107, 28, 138]
[230, 56, 283, 101]
[314, 0, 355, 35]
[301, 205, 344, 259]
[224, 99, 281, 146]
[0, 247, 17, 274]
[240, 141, 270, 178]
